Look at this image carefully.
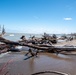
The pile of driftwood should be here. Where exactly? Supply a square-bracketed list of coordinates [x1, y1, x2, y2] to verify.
[0, 35, 76, 55]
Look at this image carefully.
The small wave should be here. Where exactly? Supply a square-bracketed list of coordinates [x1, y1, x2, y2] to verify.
[9, 34, 14, 36]
[16, 46, 22, 49]
[0, 52, 10, 58]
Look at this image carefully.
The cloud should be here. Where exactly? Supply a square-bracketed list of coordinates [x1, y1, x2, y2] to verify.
[64, 18, 72, 21]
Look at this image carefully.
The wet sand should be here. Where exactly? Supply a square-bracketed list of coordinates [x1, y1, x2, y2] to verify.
[0, 52, 76, 75]
[1, 40, 76, 75]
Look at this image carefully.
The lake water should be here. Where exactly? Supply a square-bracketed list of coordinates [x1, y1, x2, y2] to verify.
[3, 33, 63, 41]
[3, 33, 43, 41]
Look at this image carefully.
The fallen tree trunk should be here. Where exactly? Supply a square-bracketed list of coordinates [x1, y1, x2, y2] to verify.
[0, 37, 76, 53]
[0, 44, 9, 50]
[0, 48, 8, 54]
[0, 37, 20, 45]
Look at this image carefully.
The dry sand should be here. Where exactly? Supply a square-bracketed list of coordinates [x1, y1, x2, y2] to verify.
[55, 39, 76, 46]
[0, 40, 76, 75]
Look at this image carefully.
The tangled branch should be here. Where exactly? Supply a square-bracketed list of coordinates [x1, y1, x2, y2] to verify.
[31, 70, 69, 75]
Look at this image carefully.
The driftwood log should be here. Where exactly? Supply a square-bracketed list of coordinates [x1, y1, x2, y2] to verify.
[31, 70, 69, 75]
[0, 43, 10, 54]
[0, 37, 76, 54]
[0, 37, 21, 53]
[0, 48, 8, 54]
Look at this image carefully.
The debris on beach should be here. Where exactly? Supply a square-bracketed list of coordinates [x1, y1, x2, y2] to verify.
[0, 33, 76, 56]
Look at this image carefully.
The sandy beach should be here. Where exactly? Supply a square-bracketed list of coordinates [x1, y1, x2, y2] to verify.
[0, 40, 76, 75]
[1, 0, 76, 74]
[54, 39, 76, 46]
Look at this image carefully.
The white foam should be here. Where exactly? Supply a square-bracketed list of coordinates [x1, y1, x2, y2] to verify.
[16, 46, 22, 49]
[0, 52, 9, 58]
[9, 34, 14, 36]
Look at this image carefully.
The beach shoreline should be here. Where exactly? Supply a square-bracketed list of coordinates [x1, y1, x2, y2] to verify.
[0, 39, 76, 75]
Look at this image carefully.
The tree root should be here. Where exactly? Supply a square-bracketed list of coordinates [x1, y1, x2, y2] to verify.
[31, 70, 69, 75]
